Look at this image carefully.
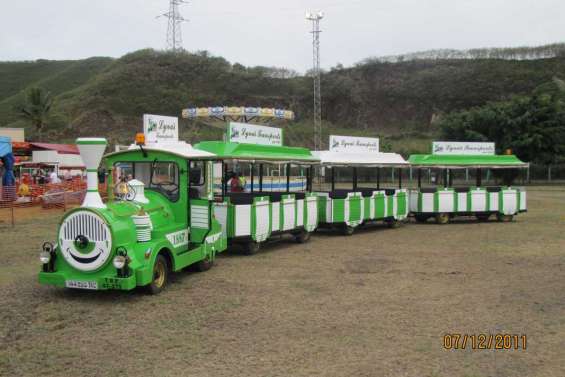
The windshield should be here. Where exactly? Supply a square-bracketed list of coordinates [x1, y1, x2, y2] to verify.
[114, 161, 179, 201]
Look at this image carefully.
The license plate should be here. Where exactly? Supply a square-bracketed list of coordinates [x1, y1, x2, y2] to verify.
[65, 280, 98, 290]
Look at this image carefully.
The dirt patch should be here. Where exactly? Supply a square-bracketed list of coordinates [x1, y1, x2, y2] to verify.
[1, 187, 565, 377]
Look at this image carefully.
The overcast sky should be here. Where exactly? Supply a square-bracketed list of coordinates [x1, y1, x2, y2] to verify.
[0, 0, 562, 72]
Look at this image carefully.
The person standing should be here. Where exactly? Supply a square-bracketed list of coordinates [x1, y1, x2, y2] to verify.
[49, 170, 61, 184]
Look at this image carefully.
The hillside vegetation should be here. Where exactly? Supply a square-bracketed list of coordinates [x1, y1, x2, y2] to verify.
[2, 47, 565, 153]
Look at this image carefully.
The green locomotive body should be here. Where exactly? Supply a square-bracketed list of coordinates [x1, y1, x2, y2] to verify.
[39, 138, 226, 293]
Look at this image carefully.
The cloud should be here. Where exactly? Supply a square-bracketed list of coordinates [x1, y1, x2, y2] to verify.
[0, 0, 562, 71]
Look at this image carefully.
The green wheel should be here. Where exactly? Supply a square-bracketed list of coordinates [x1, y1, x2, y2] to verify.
[295, 230, 311, 243]
[435, 213, 450, 225]
[146, 254, 169, 295]
[243, 241, 261, 255]
[497, 214, 514, 222]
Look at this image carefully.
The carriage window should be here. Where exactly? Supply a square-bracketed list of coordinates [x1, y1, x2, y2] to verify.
[114, 161, 179, 201]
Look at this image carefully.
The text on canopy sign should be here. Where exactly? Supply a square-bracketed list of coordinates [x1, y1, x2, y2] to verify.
[143, 114, 179, 143]
[329, 135, 379, 153]
[228, 122, 283, 146]
[432, 141, 495, 155]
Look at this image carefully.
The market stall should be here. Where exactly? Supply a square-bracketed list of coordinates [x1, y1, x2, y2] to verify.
[408, 142, 528, 224]
[313, 135, 410, 235]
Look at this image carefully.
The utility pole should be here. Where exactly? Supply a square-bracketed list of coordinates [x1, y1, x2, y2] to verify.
[306, 11, 324, 151]
[158, 0, 188, 51]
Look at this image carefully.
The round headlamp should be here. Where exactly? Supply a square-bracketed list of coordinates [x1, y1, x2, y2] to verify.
[40, 251, 51, 264]
[42, 242, 54, 253]
[113, 255, 126, 269]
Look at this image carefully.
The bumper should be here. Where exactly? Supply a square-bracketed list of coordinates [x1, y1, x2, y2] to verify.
[38, 271, 137, 291]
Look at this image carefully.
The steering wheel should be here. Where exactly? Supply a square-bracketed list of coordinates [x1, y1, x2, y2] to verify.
[152, 181, 179, 196]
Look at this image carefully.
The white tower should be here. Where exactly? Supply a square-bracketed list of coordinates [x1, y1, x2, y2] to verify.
[76, 138, 107, 209]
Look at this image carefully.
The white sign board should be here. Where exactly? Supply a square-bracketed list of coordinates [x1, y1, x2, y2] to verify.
[143, 114, 178, 144]
[329, 135, 379, 153]
[228, 122, 282, 146]
[432, 141, 495, 155]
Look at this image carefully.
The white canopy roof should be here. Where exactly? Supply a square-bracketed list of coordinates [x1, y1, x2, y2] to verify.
[313, 150, 409, 167]
[106, 141, 216, 159]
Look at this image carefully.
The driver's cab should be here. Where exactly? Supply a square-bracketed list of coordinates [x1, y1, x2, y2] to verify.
[113, 161, 181, 202]
[105, 145, 218, 246]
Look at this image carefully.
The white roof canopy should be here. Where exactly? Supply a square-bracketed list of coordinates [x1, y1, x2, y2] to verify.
[106, 141, 216, 159]
[313, 151, 409, 167]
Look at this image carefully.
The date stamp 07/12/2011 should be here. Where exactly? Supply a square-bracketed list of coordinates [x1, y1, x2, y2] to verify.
[443, 334, 527, 350]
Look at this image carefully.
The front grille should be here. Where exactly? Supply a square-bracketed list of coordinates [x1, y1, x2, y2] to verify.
[61, 211, 109, 242]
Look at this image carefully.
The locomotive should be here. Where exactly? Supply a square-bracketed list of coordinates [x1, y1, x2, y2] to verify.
[39, 137, 226, 293]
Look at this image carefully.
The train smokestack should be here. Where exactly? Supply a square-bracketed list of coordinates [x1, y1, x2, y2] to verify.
[76, 138, 107, 209]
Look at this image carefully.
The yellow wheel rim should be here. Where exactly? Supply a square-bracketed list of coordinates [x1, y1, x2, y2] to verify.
[437, 214, 449, 224]
[153, 260, 166, 288]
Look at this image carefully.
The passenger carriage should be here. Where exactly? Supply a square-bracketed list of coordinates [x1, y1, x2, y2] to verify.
[313, 136, 410, 235]
[408, 142, 528, 224]
[194, 140, 320, 254]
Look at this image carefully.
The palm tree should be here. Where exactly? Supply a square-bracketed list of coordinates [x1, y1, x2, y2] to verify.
[20, 87, 53, 139]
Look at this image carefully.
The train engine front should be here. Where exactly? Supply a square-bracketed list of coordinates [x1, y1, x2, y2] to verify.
[38, 137, 216, 293]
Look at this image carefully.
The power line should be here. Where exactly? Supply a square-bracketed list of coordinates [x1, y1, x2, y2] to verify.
[306, 11, 324, 151]
[157, 0, 188, 51]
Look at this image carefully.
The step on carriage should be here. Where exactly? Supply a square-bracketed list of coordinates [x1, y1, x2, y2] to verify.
[313, 135, 410, 235]
[408, 141, 528, 224]
[194, 122, 319, 254]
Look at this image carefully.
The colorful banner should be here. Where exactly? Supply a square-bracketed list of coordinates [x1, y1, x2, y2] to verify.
[143, 114, 178, 144]
[329, 135, 379, 153]
[228, 122, 283, 146]
[432, 141, 495, 155]
[182, 106, 295, 120]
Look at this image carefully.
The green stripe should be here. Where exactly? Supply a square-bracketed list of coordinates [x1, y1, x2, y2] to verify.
[486, 191, 491, 211]
[467, 191, 472, 212]
[87, 189, 98, 192]
[453, 191, 458, 212]
[433, 192, 439, 212]
[76, 140, 107, 145]
[418, 192, 423, 212]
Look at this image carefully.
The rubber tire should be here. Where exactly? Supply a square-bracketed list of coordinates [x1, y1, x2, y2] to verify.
[243, 241, 261, 255]
[343, 226, 355, 236]
[387, 219, 400, 229]
[476, 214, 491, 222]
[497, 214, 514, 222]
[146, 254, 169, 295]
[435, 213, 450, 225]
[196, 256, 214, 272]
[415, 214, 429, 223]
[295, 231, 311, 244]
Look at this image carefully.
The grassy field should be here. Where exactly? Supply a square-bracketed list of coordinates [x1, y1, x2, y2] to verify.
[1, 187, 565, 377]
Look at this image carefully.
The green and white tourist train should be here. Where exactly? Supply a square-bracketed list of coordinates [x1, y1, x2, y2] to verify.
[408, 142, 528, 224]
[194, 140, 320, 254]
[37, 122, 529, 293]
[313, 137, 410, 235]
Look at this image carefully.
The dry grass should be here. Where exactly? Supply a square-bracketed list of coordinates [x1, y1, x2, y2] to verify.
[1, 187, 565, 377]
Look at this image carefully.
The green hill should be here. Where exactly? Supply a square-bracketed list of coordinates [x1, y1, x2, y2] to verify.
[2, 48, 565, 153]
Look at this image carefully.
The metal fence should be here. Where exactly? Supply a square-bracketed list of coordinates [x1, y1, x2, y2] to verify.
[0, 181, 107, 227]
